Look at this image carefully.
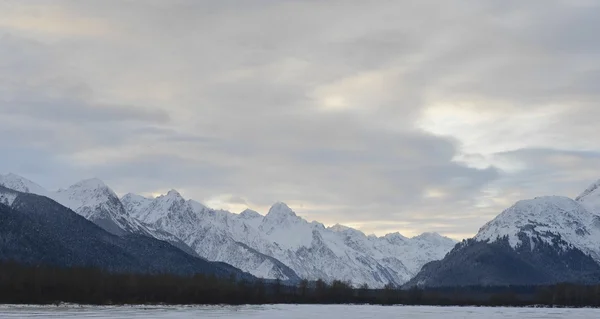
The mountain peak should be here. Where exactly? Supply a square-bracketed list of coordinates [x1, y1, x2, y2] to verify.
[240, 208, 262, 219]
[267, 202, 296, 218]
[62, 178, 118, 200]
[329, 223, 351, 232]
[414, 232, 442, 239]
[154, 189, 185, 202]
[413, 232, 456, 244]
[329, 223, 367, 238]
[70, 178, 110, 191]
[166, 189, 182, 198]
[5, 172, 23, 179]
[0, 173, 47, 195]
[384, 232, 409, 242]
[121, 192, 149, 201]
[474, 195, 599, 251]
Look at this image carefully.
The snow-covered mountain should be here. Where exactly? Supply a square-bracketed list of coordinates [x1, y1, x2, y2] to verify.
[407, 181, 600, 287]
[473, 179, 600, 261]
[475, 196, 600, 262]
[576, 179, 600, 214]
[0, 173, 50, 196]
[0, 185, 249, 279]
[1, 172, 456, 287]
[122, 191, 302, 282]
[0, 173, 195, 255]
[122, 193, 456, 287]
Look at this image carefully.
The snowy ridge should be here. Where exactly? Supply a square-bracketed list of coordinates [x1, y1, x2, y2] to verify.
[475, 195, 600, 262]
[1, 172, 456, 287]
[122, 192, 301, 281]
[122, 194, 456, 287]
[54, 178, 118, 217]
[0, 173, 50, 197]
[0, 173, 192, 253]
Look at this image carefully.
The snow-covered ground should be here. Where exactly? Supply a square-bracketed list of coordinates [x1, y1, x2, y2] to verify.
[0, 305, 598, 318]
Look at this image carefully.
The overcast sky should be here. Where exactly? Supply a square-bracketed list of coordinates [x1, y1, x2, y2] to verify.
[2, 0, 600, 239]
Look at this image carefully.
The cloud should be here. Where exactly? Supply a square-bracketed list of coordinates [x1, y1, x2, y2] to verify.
[492, 148, 600, 197]
[1, 0, 599, 239]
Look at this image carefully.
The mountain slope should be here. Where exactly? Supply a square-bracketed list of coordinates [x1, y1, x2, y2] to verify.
[122, 194, 455, 287]
[406, 236, 600, 287]
[0, 186, 249, 279]
[0, 174, 195, 256]
[576, 179, 600, 215]
[475, 196, 600, 262]
[406, 195, 600, 287]
[2, 173, 456, 287]
[123, 191, 302, 282]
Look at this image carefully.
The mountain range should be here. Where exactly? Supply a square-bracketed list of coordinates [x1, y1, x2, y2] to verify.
[4, 172, 600, 288]
[0, 173, 456, 288]
[0, 185, 248, 279]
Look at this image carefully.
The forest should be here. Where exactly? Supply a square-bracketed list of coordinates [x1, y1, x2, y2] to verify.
[1, 261, 600, 307]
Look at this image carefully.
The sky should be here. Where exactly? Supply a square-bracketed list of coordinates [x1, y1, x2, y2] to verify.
[1, 0, 600, 239]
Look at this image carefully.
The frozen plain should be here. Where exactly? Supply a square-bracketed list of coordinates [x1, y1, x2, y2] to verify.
[1, 305, 599, 318]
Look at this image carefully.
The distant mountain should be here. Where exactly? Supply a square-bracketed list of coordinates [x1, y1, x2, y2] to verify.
[122, 194, 456, 288]
[0, 174, 195, 256]
[476, 196, 600, 262]
[406, 195, 600, 287]
[122, 191, 302, 283]
[1, 173, 456, 287]
[0, 186, 249, 279]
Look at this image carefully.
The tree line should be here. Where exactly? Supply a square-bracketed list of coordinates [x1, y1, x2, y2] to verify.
[1, 261, 600, 307]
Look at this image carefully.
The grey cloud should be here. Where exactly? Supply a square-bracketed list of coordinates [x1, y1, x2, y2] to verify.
[225, 195, 249, 206]
[0, 98, 170, 124]
[1, 0, 599, 239]
[0, 36, 169, 125]
[493, 148, 600, 198]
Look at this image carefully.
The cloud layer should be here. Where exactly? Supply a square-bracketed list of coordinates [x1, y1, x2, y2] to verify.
[1, 0, 599, 239]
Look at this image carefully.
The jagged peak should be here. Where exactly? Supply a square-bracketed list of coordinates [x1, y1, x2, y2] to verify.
[329, 223, 367, 237]
[266, 202, 297, 218]
[61, 178, 118, 199]
[384, 232, 409, 241]
[413, 232, 455, 243]
[121, 192, 150, 201]
[240, 208, 262, 219]
[329, 223, 351, 232]
[156, 189, 185, 201]
[167, 189, 181, 196]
